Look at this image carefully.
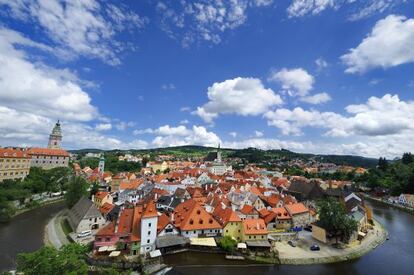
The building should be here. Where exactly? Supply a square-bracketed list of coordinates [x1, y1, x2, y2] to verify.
[67, 197, 106, 233]
[47, 120, 62, 149]
[28, 148, 70, 170]
[28, 122, 69, 170]
[172, 199, 222, 238]
[0, 148, 31, 182]
[213, 205, 243, 241]
[92, 191, 113, 208]
[140, 201, 159, 254]
[241, 218, 268, 242]
[399, 194, 414, 208]
[98, 155, 105, 177]
[285, 203, 310, 228]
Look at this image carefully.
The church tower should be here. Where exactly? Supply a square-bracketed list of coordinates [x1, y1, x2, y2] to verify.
[47, 120, 62, 149]
[216, 143, 222, 163]
[98, 155, 105, 176]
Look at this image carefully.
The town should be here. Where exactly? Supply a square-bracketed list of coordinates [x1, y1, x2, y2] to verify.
[2, 121, 406, 273]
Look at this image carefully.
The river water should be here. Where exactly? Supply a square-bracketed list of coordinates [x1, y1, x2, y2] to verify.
[0, 201, 65, 272]
[0, 200, 413, 274]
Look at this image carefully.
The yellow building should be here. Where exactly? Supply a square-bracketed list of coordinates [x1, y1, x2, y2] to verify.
[0, 148, 31, 182]
[213, 206, 243, 241]
[241, 218, 268, 242]
[149, 161, 169, 173]
[93, 191, 113, 208]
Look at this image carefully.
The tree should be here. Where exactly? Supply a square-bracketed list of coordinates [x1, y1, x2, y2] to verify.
[402, 152, 413, 165]
[65, 176, 88, 208]
[16, 243, 88, 275]
[218, 236, 237, 253]
[316, 198, 357, 243]
[378, 157, 388, 171]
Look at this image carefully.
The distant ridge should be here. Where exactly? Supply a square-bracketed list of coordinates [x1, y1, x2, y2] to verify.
[69, 145, 378, 168]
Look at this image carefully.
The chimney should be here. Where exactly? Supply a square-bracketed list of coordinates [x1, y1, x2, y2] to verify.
[256, 222, 260, 230]
[171, 213, 174, 222]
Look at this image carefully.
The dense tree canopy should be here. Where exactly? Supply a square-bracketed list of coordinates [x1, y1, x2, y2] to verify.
[16, 243, 88, 275]
[317, 198, 358, 243]
[64, 176, 89, 208]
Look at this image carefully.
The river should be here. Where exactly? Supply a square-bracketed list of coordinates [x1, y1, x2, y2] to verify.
[0, 200, 413, 274]
[0, 201, 65, 272]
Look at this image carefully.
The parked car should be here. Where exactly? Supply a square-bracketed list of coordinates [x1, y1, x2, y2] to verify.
[310, 244, 320, 251]
[288, 240, 296, 247]
[77, 230, 92, 238]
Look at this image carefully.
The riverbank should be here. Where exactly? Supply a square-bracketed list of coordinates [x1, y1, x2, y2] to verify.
[44, 209, 70, 249]
[12, 197, 65, 219]
[363, 194, 414, 214]
[276, 219, 387, 265]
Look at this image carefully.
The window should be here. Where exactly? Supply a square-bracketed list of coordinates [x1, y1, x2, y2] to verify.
[147, 240, 150, 244]
[249, 236, 251, 239]
[148, 231, 151, 235]
[149, 223, 151, 227]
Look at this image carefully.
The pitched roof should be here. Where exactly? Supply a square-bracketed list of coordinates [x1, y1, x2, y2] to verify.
[131, 206, 143, 241]
[28, 147, 69, 157]
[99, 202, 114, 215]
[0, 148, 30, 159]
[173, 199, 222, 231]
[96, 221, 115, 236]
[240, 204, 255, 215]
[157, 213, 174, 233]
[119, 179, 144, 190]
[242, 219, 268, 235]
[117, 208, 134, 235]
[285, 203, 309, 215]
[68, 197, 102, 228]
[213, 205, 241, 226]
[95, 191, 109, 200]
[142, 201, 158, 219]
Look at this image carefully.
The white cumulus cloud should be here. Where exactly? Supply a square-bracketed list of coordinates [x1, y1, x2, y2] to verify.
[341, 15, 414, 73]
[194, 77, 282, 123]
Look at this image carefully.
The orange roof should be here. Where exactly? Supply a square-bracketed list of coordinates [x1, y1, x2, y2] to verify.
[271, 207, 292, 220]
[117, 208, 134, 235]
[242, 219, 268, 235]
[213, 205, 241, 226]
[96, 221, 115, 236]
[240, 204, 255, 215]
[99, 202, 114, 215]
[119, 179, 144, 190]
[173, 199, 222, 231]
[131, 206, 143, 241]
[157, 213, 173, 233]
[263, 194, 281, 207]
[0, 148, 30, 159]
[95, 191, 109, 200]
[142, 201, 158, 219]
[28, 147, 69, 157]
[285, 203, 309, 215]
[258, 208, 271, 218]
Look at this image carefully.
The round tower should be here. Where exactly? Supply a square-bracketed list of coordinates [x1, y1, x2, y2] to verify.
[47, 120, 62, 149]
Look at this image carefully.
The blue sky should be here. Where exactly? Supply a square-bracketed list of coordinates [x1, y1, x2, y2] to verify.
[1, 0, 414, 158]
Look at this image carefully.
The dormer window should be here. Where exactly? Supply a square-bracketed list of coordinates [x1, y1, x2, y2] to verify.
[189, 219, 194, 225]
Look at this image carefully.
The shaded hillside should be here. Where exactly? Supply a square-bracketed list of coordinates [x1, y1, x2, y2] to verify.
[69, 145, 378, 168]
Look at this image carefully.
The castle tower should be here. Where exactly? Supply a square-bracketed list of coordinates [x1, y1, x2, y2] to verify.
[217, 143, 222, 163]
[47, 120, 62, 149]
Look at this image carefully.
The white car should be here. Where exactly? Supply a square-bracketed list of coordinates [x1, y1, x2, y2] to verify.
[77, 230, 92, 238]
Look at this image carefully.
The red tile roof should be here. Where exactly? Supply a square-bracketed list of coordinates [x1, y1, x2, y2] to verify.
[173, 199, 222, 231]
[240, 204, 255, 215]
[131, 206, 143, 241]
[99, 202, 114, 215]
[213, 205, 241, 226]
[0, 148, 30, 159]
[242, 219, 268, 235]
[28, 147, 69, 157]
[96, 221, 115, 236]
[117, 208, 134, 235]
[142, 201, 158, 219]
[285, 203, 309, 215]
[95, 191, 109, 200]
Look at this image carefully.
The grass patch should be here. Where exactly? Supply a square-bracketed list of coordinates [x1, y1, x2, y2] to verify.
[61, 218, 73, 236]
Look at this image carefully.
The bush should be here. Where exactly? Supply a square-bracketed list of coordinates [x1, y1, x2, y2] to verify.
[218, 236, 237, 253]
